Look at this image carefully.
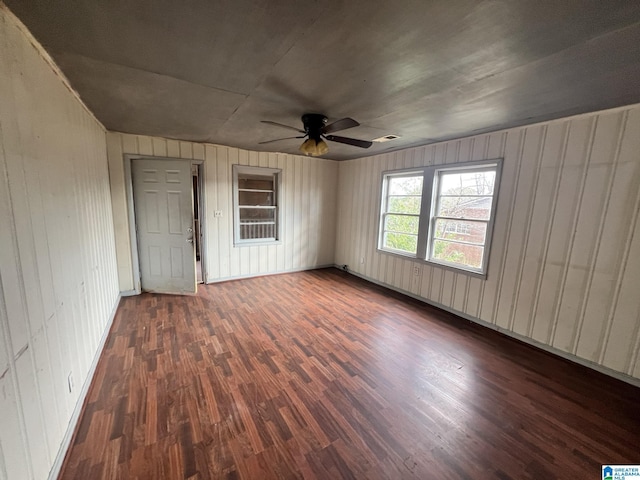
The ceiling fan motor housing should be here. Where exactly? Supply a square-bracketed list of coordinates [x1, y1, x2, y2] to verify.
[302, 114, 327, 141]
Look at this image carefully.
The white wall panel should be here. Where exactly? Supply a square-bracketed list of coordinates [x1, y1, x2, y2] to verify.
[107, 133, 338, 291]
[0, 6, 120, 478]
[335, 104, 640, 382]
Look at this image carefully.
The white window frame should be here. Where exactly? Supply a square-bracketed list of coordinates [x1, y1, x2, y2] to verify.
[378, 159, 502, 277]
[233, 165, 281, 246]
[379, 171, 425, 256]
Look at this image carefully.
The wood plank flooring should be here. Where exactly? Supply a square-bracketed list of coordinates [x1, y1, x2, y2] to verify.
[59, 268, 640, 479]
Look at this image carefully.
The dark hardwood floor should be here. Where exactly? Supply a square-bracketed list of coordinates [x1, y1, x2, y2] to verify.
[60, 268, 640, 479]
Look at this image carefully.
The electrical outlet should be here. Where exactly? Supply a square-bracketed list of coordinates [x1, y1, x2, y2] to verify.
[360, 257, 365, 264]
[413, 265, 420, 276]
[68, 372, 74, 393]
[214, 210, 222, 217]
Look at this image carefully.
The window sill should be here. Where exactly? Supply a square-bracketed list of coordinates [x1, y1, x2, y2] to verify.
[234, 240, 281, 247]
[426, 258, 487, 279]
[378, 247, 418, 259]
[377, 248, 488, 279]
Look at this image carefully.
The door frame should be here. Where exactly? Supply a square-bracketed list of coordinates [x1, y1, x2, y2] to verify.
[124, 155, 206, 295]
[193, 162, 207, 284]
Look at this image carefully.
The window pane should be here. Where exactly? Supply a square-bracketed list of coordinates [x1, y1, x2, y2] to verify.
[239, 190, 274, 206]
[238, 175, 274, 190]
[432, 240, 484, 269]
[241, 223, 276, 240]
[389, 176, 423, 196]
[384, 232, 418, 254]
[240, 207, 276, 240]
[240, 207, 275, 222]
[385, 214, 419, 235]
[388, 196, 421, 214]
[440, 171, 495, 196]
[434, 219, 487, 244]
[429, 165, 498, 272]
[438, 195, 493, 220]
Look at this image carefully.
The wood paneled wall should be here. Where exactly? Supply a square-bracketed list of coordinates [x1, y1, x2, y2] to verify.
[107, 133, 338, 292]
[336, 105, 640, 381]
[0, 6, 120, 479]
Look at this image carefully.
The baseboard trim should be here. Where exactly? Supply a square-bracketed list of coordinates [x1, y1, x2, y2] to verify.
[47, 293, 122, 480]
[340, 266, 640, 389]
[120, 289, 137, 297]
[204, 264, 335, 284]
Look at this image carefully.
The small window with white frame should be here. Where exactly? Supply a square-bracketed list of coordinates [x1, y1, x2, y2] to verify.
[378, 160, 501, 276]
[233, 165, 281, 245]
[379, 173, 424, 255]
[428, 166, 497, 272]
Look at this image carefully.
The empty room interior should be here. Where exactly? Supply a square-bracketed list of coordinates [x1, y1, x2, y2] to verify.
[2, 1, 640, 479]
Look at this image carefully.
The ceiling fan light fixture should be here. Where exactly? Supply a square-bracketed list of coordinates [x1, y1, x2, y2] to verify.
[299, 138, 314, 155]
[263, 114, 370, 154]
[299, 138, 328, 156]
[316, 139, 329, 155]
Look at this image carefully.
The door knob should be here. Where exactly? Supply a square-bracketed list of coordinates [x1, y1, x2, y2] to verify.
[186, 238, 193, 244]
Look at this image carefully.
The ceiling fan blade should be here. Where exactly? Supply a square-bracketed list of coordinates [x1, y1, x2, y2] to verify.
[259, 136, 305, 144]
[261, 120, 305, 134]
[325, 135, 373, 149]
[323, 117, 359, 134]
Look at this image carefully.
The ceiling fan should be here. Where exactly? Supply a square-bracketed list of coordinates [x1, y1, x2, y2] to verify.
[259, 114, 373, 156]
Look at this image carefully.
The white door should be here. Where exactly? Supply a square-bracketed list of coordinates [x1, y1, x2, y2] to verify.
[132, 158, 196, 294]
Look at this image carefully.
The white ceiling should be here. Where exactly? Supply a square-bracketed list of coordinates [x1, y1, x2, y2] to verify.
[7, 0, 640, 159]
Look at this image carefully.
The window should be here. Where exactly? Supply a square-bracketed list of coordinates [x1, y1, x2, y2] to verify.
[233, 165, 281, 245]
[430, 167, 497, 271]
[378, 160, 501, 276]
[380, 174, 423, 254]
